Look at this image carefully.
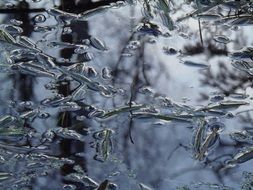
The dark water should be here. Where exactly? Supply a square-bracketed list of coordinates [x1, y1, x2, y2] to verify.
[1, 0, 253, 189]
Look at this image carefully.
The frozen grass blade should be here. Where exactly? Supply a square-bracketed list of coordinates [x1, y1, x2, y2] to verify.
[99, 105, 146, 119]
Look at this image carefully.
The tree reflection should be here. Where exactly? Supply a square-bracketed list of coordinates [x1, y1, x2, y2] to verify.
[57, 1, 90, 188]
[10, 1, 34, 101]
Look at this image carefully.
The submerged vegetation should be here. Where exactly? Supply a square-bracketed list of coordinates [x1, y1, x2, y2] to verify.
[1, 0, 253, 189]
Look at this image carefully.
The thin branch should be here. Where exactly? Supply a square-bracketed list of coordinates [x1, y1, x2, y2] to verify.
[0, 8, 45, 14]
[128, 70, 139, 144]
[198, 18, 204, 47]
